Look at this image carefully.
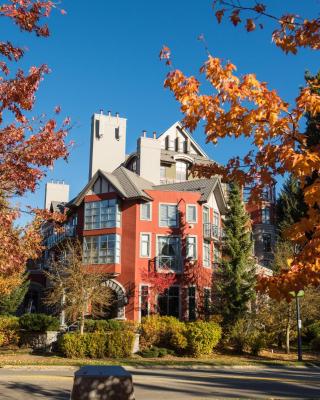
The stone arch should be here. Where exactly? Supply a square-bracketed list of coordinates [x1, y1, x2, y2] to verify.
[103, 279, 128, 319]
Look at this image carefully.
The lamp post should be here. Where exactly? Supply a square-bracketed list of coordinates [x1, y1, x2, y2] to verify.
[289, 290, 304, 362]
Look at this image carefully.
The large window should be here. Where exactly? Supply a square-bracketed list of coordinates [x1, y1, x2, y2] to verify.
[203, 240, 211, 267]
[188, 286, 196, 321]
[140, 233, 151, 258]
[158, 286, 180, 318]
[261, 207, 271, 224]
[176, 161, 187, 182]
[157, 236, 181, 271]
[83, 234, 121, 264]
[263, 234, 272, 252]
[159, 204, 178, 227]
[186, 205, 197, 223]
[213, 211, 220, 237]
[140, 285, 149, 319]
[84, 199, 120, 230]
[186, 236, 197, 259]
[140, 202, 152, 221]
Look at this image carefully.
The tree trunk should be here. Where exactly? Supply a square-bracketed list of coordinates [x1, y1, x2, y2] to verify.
[285, 306, 291, 354]
[80, 309, 85, 335]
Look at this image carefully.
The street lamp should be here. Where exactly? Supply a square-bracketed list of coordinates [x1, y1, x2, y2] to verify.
[289, 289, 305, 362]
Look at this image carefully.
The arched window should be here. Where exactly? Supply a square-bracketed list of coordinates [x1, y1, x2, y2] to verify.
[176, 161, 187, 182]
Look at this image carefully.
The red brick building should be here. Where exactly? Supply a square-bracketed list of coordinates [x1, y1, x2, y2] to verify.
[28, 111, 275, 321]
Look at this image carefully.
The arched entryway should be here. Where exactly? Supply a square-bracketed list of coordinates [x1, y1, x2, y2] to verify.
[102, 279, 128, 319]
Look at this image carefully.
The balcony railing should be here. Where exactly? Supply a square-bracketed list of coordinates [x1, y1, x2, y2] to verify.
[155, 255, 182, 272]
[44, 225, 76, 249]
[203, 223, 221, 240]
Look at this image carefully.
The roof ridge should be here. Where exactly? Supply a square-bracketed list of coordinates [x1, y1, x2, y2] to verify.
[115, 166, 143, 195]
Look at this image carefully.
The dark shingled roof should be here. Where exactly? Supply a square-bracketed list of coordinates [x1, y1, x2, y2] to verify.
[153, 178, 218, 203]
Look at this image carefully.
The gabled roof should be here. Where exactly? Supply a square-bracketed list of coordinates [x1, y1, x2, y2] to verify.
[153, 177, 227, 212]
[158, 121, 209, 159]
[50, 201, 67, 213]
[67, 167, 153, 207]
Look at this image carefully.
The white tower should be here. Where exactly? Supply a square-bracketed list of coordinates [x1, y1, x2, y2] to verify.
[89, 111, 127, 179]
[44, 181, 69, 210]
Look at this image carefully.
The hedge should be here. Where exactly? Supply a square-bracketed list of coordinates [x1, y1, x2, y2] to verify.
[140, 316, 222, 357]
[84, 319, 136, 333]
[0, 316, 20, 347]
[59, 331, 135, 359]
[19, 313, 60, 332]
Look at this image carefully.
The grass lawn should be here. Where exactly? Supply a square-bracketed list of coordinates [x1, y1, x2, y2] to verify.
[0, 349, 318, 368]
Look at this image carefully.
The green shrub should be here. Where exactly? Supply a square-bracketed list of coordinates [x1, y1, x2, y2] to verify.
[105, 330, 135, 358]
[19, 313, 60, 332]
[139, 346, 172, 358]
[59, 333, 88, 358]
[185, 321, 222, 357]
[310, 336, 320, 352]
[140, 315, 186, 351]
[303, 321, 320, 343]
[84, 319, 137, 333]
[247, 332, 266, 356]
[229, 319, 249, 354]
[0, 316, 20, 347]
[59, 330, 135, 359]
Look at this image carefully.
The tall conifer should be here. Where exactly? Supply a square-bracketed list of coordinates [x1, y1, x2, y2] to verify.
[213, 183, 256, 328]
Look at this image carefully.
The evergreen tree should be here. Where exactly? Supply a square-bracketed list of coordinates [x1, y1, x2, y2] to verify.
[0, 274, 29, 315]
[213, 183, 256, 329]
[277, 175, 307, 235]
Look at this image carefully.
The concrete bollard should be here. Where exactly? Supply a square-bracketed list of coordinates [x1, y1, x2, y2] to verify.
[70, 366, 135, 400]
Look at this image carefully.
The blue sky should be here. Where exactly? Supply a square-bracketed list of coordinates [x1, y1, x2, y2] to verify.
[7, 0, 319, 223]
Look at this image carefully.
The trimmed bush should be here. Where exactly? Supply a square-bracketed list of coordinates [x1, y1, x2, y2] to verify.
[59, 333, 88, 358]
[140, 315, 187, 351]
[19, 313, 60, 332]
[84, 319, 136, 333]
[59, 330, 135, 359]
[140, 316, 222, 357]
[105, 330, 135, 358]
[185, 321, 222, 357]
[0, 316, 20, 347]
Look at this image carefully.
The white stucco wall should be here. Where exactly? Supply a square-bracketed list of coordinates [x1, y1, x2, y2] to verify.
[44, 182, 69, 209]
[89, 113, 127, 178]
[138, 136, 161, 184]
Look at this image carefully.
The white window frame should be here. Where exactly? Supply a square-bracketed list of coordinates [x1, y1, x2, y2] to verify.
[187, 285, 197, 321]
[156, 234, 182, 273]
[186, 204, 197, 224]
[156, 285, 181, 319]
[203, 240, 211, 268]
[140, 202, 152, 221]
[83, 234, 121, 265]
[159, 203, 179, 228]
[139, 283, 150, 322]
[84, 199, 121, 230]
[186, 235, 197, 260]
[140, 232, 151, 258]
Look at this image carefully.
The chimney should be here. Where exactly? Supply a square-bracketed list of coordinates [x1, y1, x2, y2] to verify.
[44, 181, 69, 210]
[153, 131, 157, 139]
[142, 130, 147, 138]
[89, 112, 127, 179]
[100, 109, 103, 114]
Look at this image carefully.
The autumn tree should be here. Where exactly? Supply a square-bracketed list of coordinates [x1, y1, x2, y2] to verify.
[0, 273, 29, 315]
[45, 240, 112, 334]
[213, 183, 256, 329]
[0, 1, 69, 295]
[160, 1, 320, 299]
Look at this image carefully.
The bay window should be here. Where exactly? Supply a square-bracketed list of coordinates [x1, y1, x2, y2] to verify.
[83, 234, 121, 264]
[84, 199, 120, 230]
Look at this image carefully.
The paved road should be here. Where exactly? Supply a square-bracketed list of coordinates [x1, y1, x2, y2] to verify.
[0, 365, 319, 399]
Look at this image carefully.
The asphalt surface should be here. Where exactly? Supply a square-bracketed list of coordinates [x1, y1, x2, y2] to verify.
[0, 365, 319, 399]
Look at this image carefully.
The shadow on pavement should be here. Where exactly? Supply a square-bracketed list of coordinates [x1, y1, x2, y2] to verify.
[3, 381, 70, 399]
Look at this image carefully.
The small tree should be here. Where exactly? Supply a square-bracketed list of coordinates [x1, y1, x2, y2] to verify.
[45, 240, 112, 334]
[0, 273, 29, 315]
[213, 183, 256, 329]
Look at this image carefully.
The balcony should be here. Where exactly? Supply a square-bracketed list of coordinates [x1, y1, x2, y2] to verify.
[203, 223, 221, 241]
[44, 225, 76, 249]
[155, 255, 182, 273]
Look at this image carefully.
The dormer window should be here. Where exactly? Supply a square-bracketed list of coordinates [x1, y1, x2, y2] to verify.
[176, 161, 187, 182]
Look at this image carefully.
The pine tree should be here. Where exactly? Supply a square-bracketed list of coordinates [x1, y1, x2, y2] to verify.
[0, 274, 29, 315]
[213, 183, 256, 329]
